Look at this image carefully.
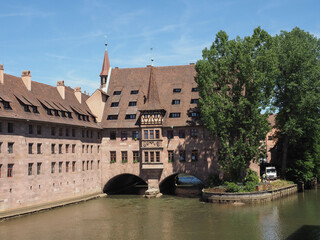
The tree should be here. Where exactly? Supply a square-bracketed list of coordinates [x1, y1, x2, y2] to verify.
[195, 27, 277, 181]
[273, 27, 320, 179]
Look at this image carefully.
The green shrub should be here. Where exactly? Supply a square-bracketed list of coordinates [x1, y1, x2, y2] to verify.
[207, 174, 222, 187]
[225, 182, 240, 192]
[244, 181, 257, 192]
[244, 169, 259, 185]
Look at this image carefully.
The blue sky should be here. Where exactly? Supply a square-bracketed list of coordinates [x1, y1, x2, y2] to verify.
[1, 0, 320, 94]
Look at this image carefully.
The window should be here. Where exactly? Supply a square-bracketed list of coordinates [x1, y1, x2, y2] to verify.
[144, 151, 149, 162]
[0, 122, 2, 132]
[171, 99, 180, 105]
[37, 162, 41, 175]
[169, 113, 181, 118]
[125, 114, 136, 119]
[51, 127, 56, 136]
[128, 101, 137, 106]
[167, 130, 173, 139]
[150, 152, 154, 162]
[66, 144, 69, 153]
[132, 131, 139, 140]
[72, 144, 76, 153]
[190, 99, 199, 104]
[66, 128, 69, 137]
[173, 88, 181, 93]
[28, 143, 33, 154]
[111, 102, 119, 107]
[189, 112, 200, 117]
[8, 142, 14, 154]
[2, 101, 12, 110]
[72, 128, 75, 137]
[37, 143, 42, 154]
[0, 142, 2, 153]
[82, 161, 85, 171]
[155, 130, 160, 139]
[121, 131, 127, 140]
[179, 130, 185, 138]
[150, 130, 154, 139]
[179, 151, 186, 162]
[110, 151, 116, 163]
[97, 145, 100, 153]
[51, 144, 56, 154]
[97, 160, 100, 169]
[122, 151, 128, 163]
[66, 161, 69, 173]
[107, 115, 118, 120]
[192, 87, 198, 92]
[51, 162, 56, 174]
[191, 129, 198, 138]
[110, 131, 116, 140]
[268, 136, 273, 141]
[7, 164, 14, 177]
[191, 150, 198, 161]
[156, 151, 160, 162]
[113, 91, 121, 95]
[91, 145, 93, 153]
[168, 151, 174, 162]
[28, 125, 33, 134]
[130, 90, 139, 94]
[59, 128, 63, 136]
[86, 130, 89, 138]
[59, 162, 63, 173]
[144, 130, 148, 139]
[82, 130, 85, 138]
[133, 151, 139, 163]
[86, 145, 89, 153]
[28, 163, 33, 176]
[91, 160, 93, 170]
[72, 161, 76, 172]
[8, 123, 13, 133]
[37, 125, 42, 135]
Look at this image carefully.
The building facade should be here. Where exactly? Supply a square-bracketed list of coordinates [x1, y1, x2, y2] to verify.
[0, 48, 267, 212]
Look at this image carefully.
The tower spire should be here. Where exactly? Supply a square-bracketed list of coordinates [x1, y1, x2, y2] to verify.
[100, 36, 111, 89]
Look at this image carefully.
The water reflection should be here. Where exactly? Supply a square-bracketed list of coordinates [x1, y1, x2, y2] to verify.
[0, 190, 319, 240]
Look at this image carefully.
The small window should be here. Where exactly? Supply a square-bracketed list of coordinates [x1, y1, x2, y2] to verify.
[169, 113, 181, 118]
[59, 128, 63, 136]
[125, 114, 136, 119]
[171, 99, 180, 105]
[130, 90, 139, 94]
[191, 129, 198, 138]
[144, 130, 148, 139]
[8, 123, 14, 133]
[121, 151, 128, 163]
[0, 142, 2, 153]
[150, 152, 154, 162]
[110, 131, 116, 140]
[86, 160, 89, 170]
[28, 143, 33, 154]
[72, 161, 76, 172]
[51, 144, 56, 154]
[37, 126, 42, 135]
[82, 161, 85, 171]
[167, 130, 173, 139]
[168, 151, 174, 162]
[66, 161, 70, 172]
[72, 128, 76, 137]
[59, 162, 63, 173]
[59, 144, 62, 154]
[179, 150, 186, 162]
[8, 142, 14, 154]
[66, 128, 69, 137]
[66, 144, 69, 153]
[0, 122, 2, 132]
[128, 101, 137, 106]
[110, 151, 116, 163]
[121, 131, 127, 140]
[150, 130, 154, 139]
[191, 150, 198, 161]
[144, 151, 149, 162]
[173, 88, 181, 93]
[189, 112, 200, 117]
[111, 102, 119, 107]
[37, 143, 42, 154]
[7, 164, 14, 177]
[51, 162, 56, 174]
[28, 125, 33, 134]
[133, 151, 139, 163]
[190, 99, 199, 104]
[107, 115, 118, 120]
[72, 144, 76, 153]
[132, 131, 139, 140]
[113, 91, 121, 95]
[156, 151, 160, 162]
[179, 130, 185, 138]
[28, 163, 33, 176]
[37, 162, 41, 175]
[268, 136, 273, 141]
[51, 127, 56, 136]
[192, 87, 198, 92]
[155, 130, 160, 139]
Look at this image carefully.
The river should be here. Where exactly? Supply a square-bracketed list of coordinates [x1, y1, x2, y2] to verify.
[0, 189, 320, 240]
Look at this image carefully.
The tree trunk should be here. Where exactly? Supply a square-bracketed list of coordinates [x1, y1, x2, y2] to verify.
[281, 135, 288, 177]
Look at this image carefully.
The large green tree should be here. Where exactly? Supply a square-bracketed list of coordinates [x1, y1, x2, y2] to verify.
[195, 28, 277, 180]
[273, 27, 320, 180]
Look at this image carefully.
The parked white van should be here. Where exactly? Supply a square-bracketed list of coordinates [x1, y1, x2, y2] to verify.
[265, 167, 277, 180]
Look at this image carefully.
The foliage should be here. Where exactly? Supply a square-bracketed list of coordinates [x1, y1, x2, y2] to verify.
[244, 181, 257, 192]
[244, 169, 259, 185]
[207, 174, 223, 187]
[195, 27, 277, 180]
[273, 27, 320, 179]
[225, 182, 240, 192]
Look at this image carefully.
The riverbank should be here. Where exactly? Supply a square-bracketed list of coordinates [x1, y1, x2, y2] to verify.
[202, 184, 297, 204]
[0, 192, 106, 221]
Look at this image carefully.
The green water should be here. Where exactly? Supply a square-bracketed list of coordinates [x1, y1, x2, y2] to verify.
[0, 189, 320, 240]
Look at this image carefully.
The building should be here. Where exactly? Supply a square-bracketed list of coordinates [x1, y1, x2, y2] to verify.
[0, 46, 265, 212]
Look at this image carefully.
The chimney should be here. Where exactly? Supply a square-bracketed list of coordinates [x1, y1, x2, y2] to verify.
[74, 87, 82, 104]
[22, 70, 32, 91]
[0, 64, 3, 84]
[57, 81, 65, 99]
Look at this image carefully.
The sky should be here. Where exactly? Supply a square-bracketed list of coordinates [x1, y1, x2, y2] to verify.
[1, 0, 320, 94]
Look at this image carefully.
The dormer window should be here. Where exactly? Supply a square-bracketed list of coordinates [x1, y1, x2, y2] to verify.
[192, 87, 198, 92]
[113, 91, 121, 95]
[173, 88, 181, 93]
[171, 99, 180, 105]
[125, 114, 136, 119]
[31, 106, 39, 113]
[169, 112, 181, 118]
[128, 101, 137, 106]
[54, 110, 60, 117]
[0, 99, 12, 110]
[107, 115, 118, 120]
[130, 90, 139, 94]
[111, 102, 119, 107]
[61, 111, 66, 118]
[67, 112, 72, 118]
[24, 105, 31, 112]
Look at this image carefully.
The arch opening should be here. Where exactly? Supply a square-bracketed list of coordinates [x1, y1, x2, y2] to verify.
[160, 173, 204, 197]
[103, 174, 147, 195]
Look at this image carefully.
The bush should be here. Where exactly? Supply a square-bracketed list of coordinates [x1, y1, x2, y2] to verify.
[244, 181, 257, 192]
[225, 182, 240, 192]
[244, 169, 259, 185]
[207, 174, 222, 187]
